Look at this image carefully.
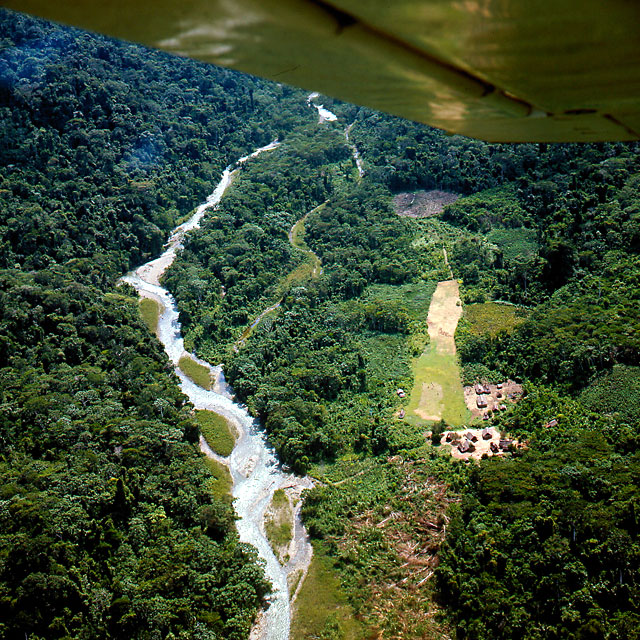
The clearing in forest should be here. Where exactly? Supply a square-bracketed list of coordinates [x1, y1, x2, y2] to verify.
[406, 280, 470, 426]
[393, 190, 459, 218]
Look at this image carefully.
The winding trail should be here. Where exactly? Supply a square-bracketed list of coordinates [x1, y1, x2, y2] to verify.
[122, 141, 313, 640]
[234, 202, 325, 351]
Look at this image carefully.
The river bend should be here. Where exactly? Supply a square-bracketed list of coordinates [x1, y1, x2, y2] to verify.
[122, 141, 312, 640]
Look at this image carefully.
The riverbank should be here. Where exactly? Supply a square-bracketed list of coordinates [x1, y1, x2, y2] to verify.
[124, 142, 313, 640]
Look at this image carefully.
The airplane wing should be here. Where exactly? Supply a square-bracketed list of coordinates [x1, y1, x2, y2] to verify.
[3, 0, 640, 142]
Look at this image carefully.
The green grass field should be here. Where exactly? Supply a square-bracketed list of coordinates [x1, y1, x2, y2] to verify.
[486, 227, 538, 263]
[178, 355, 212, 390]
[580, 364, 640, 423]
[139, 297, 161, 334]
[195, 410, 236, 457]
[463, 302, 527, 337]
[406, 346, 470, 427]
[363, 282, 436, 322]
[291, 543, 364, 640]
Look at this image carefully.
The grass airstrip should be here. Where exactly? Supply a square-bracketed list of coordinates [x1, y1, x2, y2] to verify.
[405, 280, 470, 427]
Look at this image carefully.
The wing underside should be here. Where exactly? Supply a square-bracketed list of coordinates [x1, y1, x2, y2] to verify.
[3, 0, 640, 142]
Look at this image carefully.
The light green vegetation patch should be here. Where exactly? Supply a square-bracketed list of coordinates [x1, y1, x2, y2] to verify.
[264, 488, 293, 563]
[286, 206, 324, 288]
[580, 365, 640, 423]
[195, 410, 236, 457]
[486, 227, 539, 263]
[362, 282, 436, 322]
[462, 302, 528, 337]
[138, 297, 162, 333]
[406, 347, 470, 427]
[203, 457, 232, 504]
[178, 355, 212, 390]
[291, 543, 364, 640]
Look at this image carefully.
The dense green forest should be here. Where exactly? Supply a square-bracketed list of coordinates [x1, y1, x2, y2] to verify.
[2, 6, 640, 640]
[0, 9, 312, 639]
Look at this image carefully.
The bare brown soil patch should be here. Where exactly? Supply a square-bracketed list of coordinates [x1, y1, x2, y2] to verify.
[394, 190, 459, 218]
[427, 280, 463, 355]
[463, 380, 523, 419]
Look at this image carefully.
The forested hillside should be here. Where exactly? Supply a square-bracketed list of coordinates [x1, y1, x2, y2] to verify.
[0, 10, 309, 639]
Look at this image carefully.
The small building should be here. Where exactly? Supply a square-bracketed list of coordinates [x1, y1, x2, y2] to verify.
[544, 419, 558, 428]
[490, 441, 499, 453]
[458, 439, 475, 454]
[499, 439, 513, 451]
[482, 413, 490, 420]
[465, 431, 478, 442]
[483, 384, 491, 394]
[475, 383, 484, 395]
[477, 395, 488, 408]
[496, 382, 503, 389]
[482, 427, 492, 440]
[397, 388, 406, 398]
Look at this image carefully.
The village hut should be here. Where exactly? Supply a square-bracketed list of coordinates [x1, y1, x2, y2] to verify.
[397, 388, 406, 398]
[482, 427, 492, 440]
[465, 431, 478, 442]
[482, 384, 491, 394]
[499, 439, 513, 451]
[490, 442, 499, 453]
[445, 432, 453, 442]
[458, 439, 475, 454]
[398, 409, 405, 419]
[474, 383, 484, 395]
[476, 395, 488, 408]
[544, 419, 558, 428]
[496, 382, 503, 389]
[499, 404, 507, 411]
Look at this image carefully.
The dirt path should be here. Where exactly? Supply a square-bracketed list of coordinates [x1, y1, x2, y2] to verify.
[427, 280, 463, 355]
[442, 247, 453, 280]
[407, 280, 469, 425]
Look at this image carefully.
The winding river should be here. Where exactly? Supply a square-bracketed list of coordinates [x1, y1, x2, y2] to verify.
[122, 142, 313, 640]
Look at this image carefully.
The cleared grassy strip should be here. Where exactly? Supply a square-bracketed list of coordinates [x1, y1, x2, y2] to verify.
[195, 410, 236, 457]
[406, 346, 470, 427]
[139, 297, 161, 334]
[178, 355, 212, 390]
[203, 457, 233, 504]
[405, 281, 470, 427]
[291, 543, 364, 640]
[264, 489, 293, 564]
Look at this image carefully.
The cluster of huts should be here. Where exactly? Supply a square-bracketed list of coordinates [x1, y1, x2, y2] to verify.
[444, 428, 513, 456]
[475, 382, 508, 417]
